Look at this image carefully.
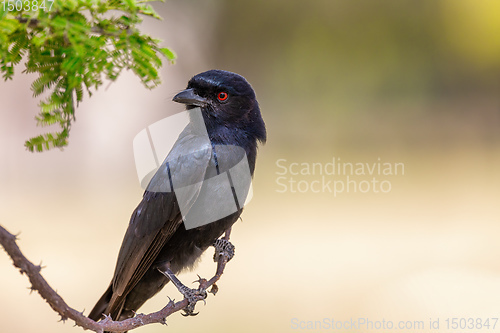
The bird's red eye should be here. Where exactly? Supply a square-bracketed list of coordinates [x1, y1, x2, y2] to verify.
[217, 91, 228, 102]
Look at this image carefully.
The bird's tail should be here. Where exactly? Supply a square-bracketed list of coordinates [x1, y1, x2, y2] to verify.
[88, 283, 113, 321]
[89, 284, 133, 333]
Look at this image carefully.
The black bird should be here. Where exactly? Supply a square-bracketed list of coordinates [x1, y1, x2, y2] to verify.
[89, 70, 266, 321]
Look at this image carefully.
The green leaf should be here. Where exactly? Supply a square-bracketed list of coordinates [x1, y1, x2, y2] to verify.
[122, 0, 137, 10]
[160, 47, 176, 63]
[36, 111, 64, 127]
[25, 130, 69, 152]
[138, 5, 161, 19]
[0, 18, 20, 35]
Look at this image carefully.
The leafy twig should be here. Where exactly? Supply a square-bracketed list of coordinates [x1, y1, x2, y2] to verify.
[1, 0, 176, 152]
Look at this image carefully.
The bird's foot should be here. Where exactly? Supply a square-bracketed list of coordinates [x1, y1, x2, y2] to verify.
[178, 284, 207, 316]
[213, 238, 235, 262]
[157, 266, 207, 316]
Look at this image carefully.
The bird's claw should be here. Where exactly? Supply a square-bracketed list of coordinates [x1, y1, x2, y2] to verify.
[157, 266, 208, 316]
[179, 285, 207, 316]
[213, 239, 235, 262]
[192, 274, 207, 284]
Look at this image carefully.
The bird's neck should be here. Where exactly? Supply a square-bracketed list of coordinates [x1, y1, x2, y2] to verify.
[208, 123, 258, 174]
[187, 109, 260, 174]
[207, 123, 253, 147]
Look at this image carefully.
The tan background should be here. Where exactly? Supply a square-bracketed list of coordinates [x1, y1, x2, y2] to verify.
[1, 0, 499, 332]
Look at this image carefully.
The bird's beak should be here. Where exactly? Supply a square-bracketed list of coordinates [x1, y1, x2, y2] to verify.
[172, 88, 208, 107]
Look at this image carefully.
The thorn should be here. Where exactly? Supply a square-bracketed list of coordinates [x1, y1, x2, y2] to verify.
[13, 231, 21, 240]
[37, 261, 47, 270]
[58, 315, 68, 323]
[160, 317, 167, 326]
[28, 285, 36, 294]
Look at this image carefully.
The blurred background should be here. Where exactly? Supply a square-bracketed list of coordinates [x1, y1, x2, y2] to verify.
[1, 0, 499, 332]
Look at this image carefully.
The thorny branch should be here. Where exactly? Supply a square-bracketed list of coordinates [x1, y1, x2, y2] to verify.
[0, 224, 232, 332]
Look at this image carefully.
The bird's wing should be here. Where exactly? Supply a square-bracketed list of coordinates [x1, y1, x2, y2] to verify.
[108, 127, 212, 311]
[179, 144, 253, 229]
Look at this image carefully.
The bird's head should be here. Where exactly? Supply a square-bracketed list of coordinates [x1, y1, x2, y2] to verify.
[173, 70, 266, 144]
